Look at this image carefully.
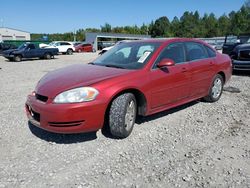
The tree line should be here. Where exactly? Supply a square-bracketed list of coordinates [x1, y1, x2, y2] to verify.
[31, 1, 250, 41]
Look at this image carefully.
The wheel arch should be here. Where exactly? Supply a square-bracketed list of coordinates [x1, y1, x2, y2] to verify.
[105, 88, 147, 119]
[217, 71, 226, 83]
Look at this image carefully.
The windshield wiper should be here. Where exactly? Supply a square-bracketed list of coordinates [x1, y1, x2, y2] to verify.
[104, 64, 125, 69]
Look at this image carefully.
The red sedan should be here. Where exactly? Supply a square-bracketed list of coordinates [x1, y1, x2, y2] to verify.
[26, 39, 232, 138]
[75, 43, 94, 52]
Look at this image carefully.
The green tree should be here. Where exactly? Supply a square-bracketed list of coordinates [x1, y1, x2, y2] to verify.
[170, 16, 181, 37]
[101, 23, 112, 33]
[217, 14, 230, 36]
[151, 16, 170, 37]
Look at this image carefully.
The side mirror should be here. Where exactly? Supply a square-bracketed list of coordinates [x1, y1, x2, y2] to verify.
[157, 58, 175, 68]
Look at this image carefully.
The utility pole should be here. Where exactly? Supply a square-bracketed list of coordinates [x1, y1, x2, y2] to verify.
[73, 29, 76, 42]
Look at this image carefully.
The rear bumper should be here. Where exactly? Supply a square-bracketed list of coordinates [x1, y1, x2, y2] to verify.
[25, 95, 107, 134]
[232, 60, 250, 70]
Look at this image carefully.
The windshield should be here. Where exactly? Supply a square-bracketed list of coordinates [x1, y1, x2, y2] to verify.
[238, 35, 250, 43]
[17, 43, 27, 50]
[49, 42, 56, 46]
[93, 42, 161, 70]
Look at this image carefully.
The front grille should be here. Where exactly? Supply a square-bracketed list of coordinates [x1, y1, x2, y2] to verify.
[35, 94, 48, 102]
[48, 120, 84, 127]
[239, 50, 250, 60]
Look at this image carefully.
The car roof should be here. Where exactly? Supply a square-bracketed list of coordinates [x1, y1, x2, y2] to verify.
[127, 38, 208, 45]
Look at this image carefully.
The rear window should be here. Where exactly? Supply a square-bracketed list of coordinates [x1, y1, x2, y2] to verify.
[205, 45, 216, 58]
[185, 42, 208, 61]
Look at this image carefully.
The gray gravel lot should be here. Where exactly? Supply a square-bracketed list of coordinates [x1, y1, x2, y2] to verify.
[0, 53, 249, 188]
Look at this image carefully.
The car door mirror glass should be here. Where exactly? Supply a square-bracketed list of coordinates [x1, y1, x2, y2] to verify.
[157, 58, 175, 68]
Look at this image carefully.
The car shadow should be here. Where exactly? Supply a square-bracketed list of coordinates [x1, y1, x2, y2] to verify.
[136, 100, 199, 124]
[4, 58, 58, 62]
[102, 100, 199, 139]
[28, 122, 97, 144]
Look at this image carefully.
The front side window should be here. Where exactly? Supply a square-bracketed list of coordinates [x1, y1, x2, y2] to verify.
[153, 42, 185, 68]
[92, 42, 161, 70]
[185, 42, 208, 61]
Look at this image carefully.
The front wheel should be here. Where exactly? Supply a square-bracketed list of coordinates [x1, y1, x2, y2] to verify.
[14, 55, 22, 62]
[109, 93, 137, 138]
[204, 74, 224, 102]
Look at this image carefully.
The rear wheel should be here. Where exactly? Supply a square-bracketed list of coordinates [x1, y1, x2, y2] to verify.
[204, 74, 224, 102]
[44, 53, 51, 59]
[67, 49, 73, 55]
[78, 49, 82, 53]
[14, 55, 22, 62]
[109, 93, 137, 138]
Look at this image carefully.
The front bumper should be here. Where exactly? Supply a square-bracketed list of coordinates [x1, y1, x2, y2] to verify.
[25, 95, 107, 134]
[3, 54, 14, 58]
[232, 60, 250, 71]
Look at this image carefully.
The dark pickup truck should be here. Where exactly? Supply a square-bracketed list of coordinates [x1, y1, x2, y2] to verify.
[3, 43, 59, 62]
[0, 43, 17, 55]
[222, 34, 250, 71]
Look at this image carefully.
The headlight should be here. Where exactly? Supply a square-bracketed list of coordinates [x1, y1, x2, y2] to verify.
[53, 87, 99, 103]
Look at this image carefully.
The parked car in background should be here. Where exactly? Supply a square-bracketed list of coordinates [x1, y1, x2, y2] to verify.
[97, 41, 115, 50]
[99, 40, 131, 55]
[98, 45, 114, 55]
[75, 43, 95, 52]
[222, 34, 250, 71]
[26, 39, 231, 138]
[41, 41, 75, 55]
[3, 43, 58, 62]
[0, 43, 17, 54]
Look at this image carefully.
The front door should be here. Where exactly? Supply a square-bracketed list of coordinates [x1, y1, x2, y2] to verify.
[149, 42, 191, 109]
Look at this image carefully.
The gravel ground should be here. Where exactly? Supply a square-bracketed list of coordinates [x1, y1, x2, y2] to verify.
[0, 53, 249, 188]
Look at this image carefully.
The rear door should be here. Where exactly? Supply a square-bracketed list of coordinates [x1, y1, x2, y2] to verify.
[149, 42, 191, 109]
[185, 42, 215, 98]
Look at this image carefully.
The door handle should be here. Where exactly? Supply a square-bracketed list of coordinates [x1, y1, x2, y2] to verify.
[209, 62, 214, 66]
[181, 67, 187, 72]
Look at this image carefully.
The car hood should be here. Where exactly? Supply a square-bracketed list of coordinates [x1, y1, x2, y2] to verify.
[2, 49, 19, 55]
[234, 43, 250, 51]
[36, 64, 132, 98]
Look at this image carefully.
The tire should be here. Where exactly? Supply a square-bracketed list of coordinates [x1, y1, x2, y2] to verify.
[78, 49, 82, 53]
[204, 74, 224, 102]
[14, 55, 22, 62]
[44, 53, 51, 59]
[67, 49, 73, 55]
[109, 93, 137, 138]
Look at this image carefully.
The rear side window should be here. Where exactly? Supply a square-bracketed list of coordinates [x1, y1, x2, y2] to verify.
[61, 42, 70, 45]
[153, 42, 185, 68]
[185, 42, 208, 61]
[205, 45, 216, 57]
